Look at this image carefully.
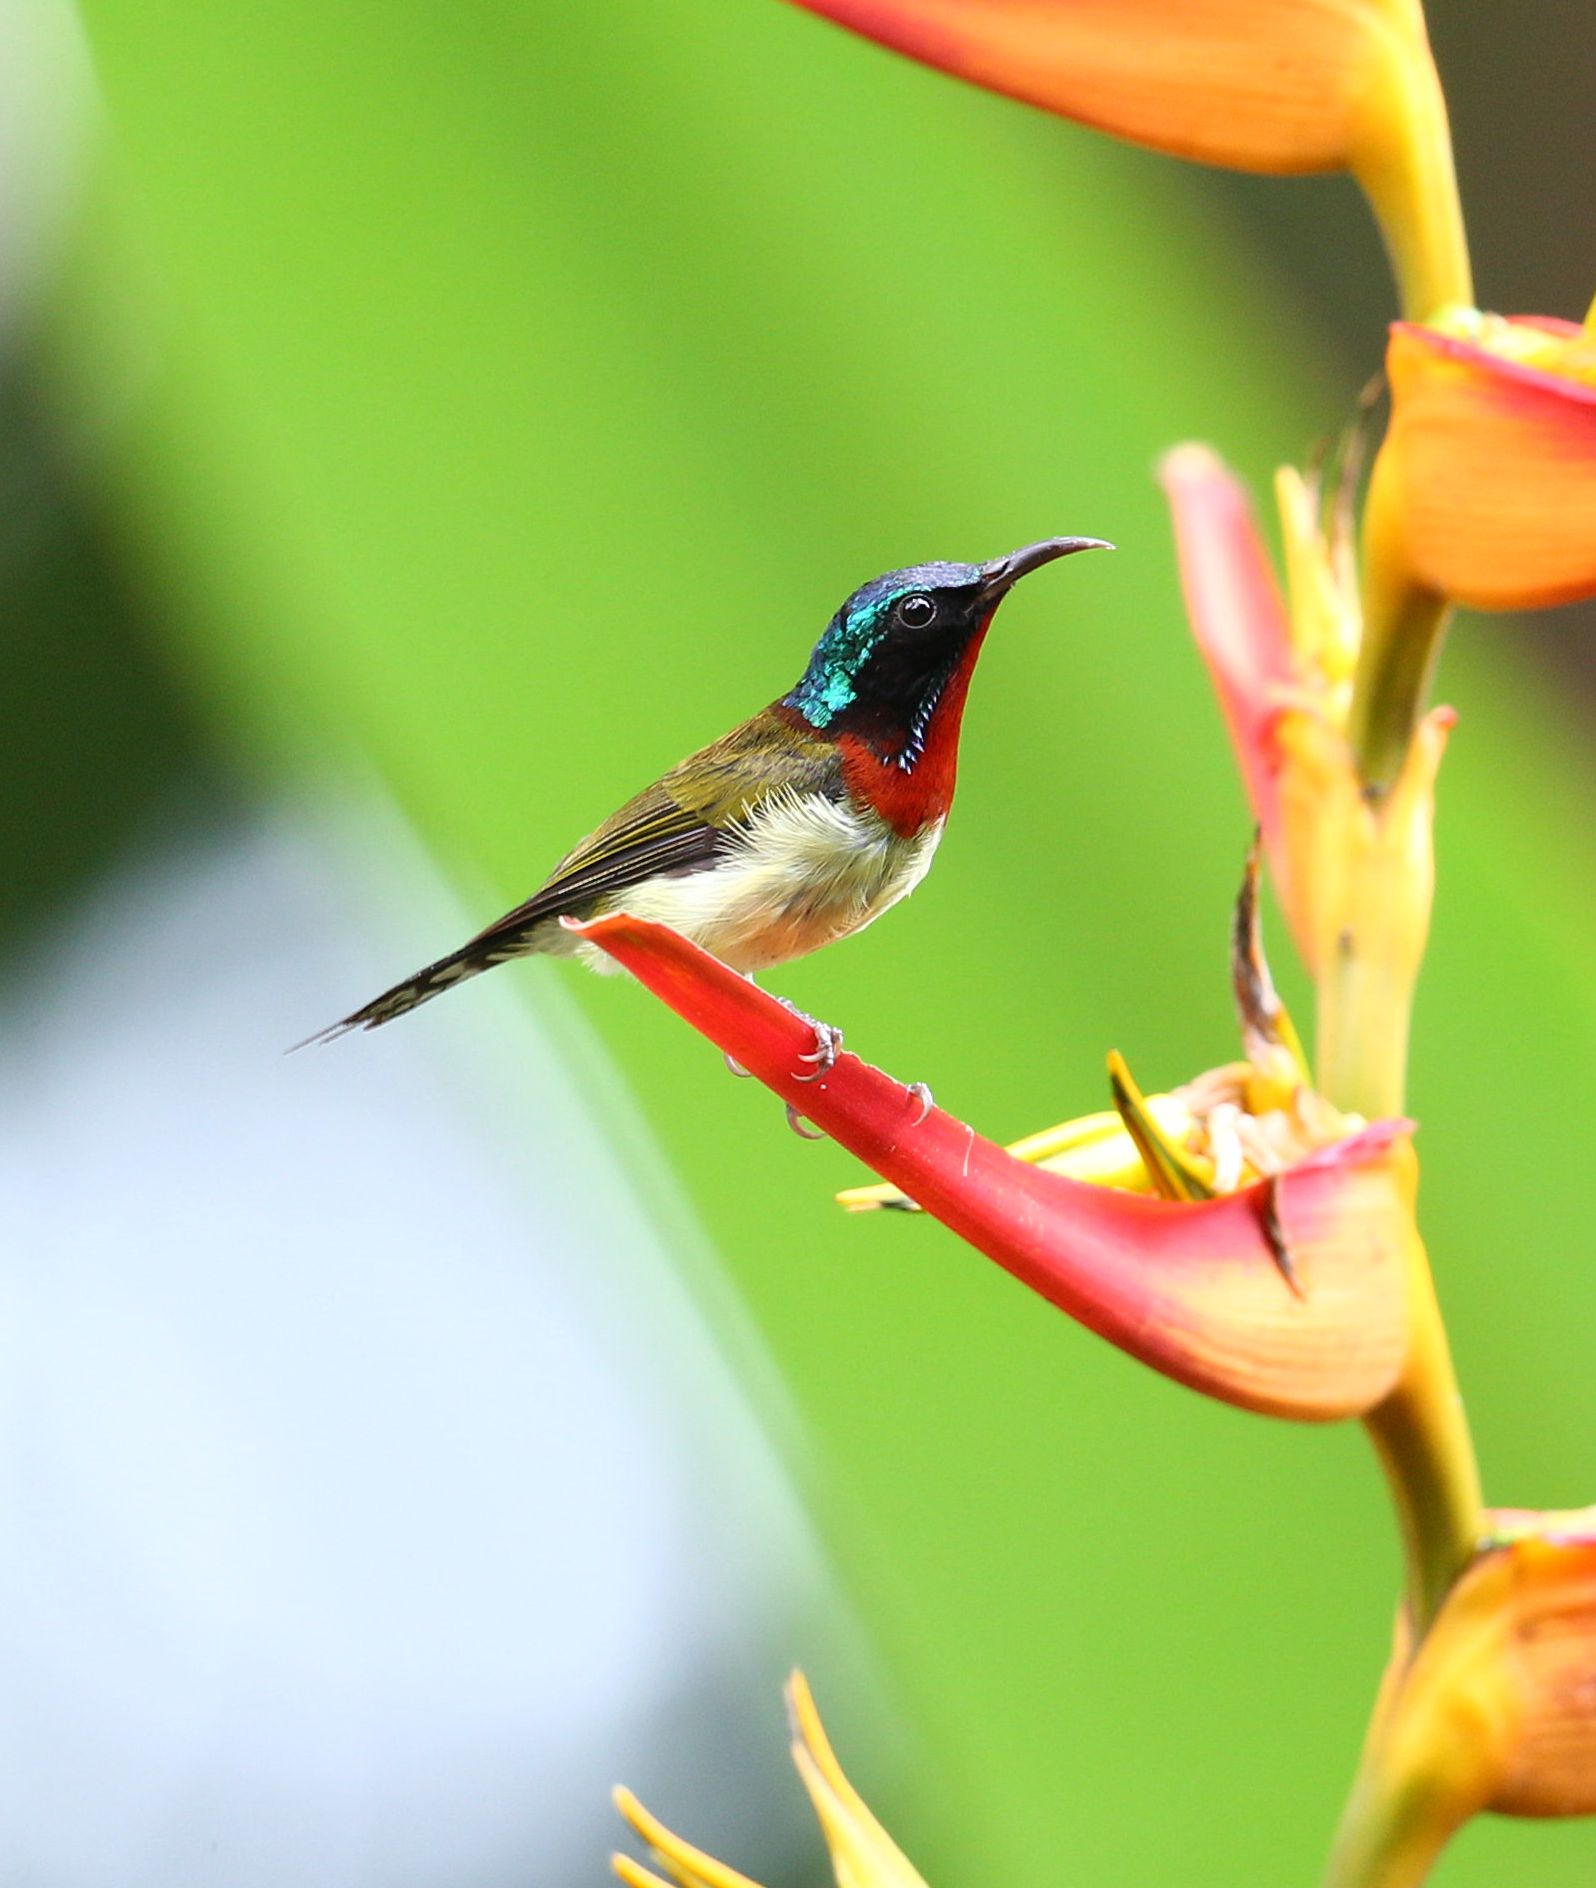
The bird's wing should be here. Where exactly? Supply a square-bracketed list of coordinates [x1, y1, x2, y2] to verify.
[464, 707, 844, 948]
[302, 710, 841, 1040]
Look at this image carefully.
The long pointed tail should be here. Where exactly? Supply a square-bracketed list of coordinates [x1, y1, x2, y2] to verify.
[293, 936, 509, 1049]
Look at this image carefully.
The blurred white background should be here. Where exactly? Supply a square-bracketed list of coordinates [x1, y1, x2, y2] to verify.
[0, 802, 855, 1885]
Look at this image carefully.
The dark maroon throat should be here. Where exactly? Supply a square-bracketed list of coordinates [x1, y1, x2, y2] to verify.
[834, 627, 990, 835]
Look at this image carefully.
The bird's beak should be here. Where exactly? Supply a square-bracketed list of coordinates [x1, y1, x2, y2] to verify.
[977, 535, 1114, 606]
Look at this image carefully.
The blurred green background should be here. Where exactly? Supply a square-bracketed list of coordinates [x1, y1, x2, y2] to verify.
[10, 0, 1596, 1881]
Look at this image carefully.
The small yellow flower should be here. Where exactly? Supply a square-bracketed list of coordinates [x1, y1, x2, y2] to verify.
[613, 1674, 926, 1888]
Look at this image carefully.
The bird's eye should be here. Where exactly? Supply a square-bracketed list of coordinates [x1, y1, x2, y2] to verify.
[897, 593, 937, 629]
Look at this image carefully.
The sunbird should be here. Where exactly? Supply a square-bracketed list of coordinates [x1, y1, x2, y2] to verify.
[312, 537, 1109, 1067]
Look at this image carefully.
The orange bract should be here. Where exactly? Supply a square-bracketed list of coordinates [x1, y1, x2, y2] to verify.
[1372, 318, 1596, 611]
[792, 0, 1384, 170]
[1326, 1516, 1596, 1882]
[786, 0, 1468, 316]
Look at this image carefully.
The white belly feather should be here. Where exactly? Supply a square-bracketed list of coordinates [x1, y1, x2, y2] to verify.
[564, 791, 943, 975]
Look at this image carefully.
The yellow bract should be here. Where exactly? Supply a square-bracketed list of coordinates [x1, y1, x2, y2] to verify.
[1324, 1516, 1596, 1885]
[613, 1675, 927, 1888]
[787, 1674, 928, 1888]
[612, 1789, 763, 1888]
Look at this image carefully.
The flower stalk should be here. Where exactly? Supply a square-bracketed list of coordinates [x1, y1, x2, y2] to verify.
[1346, 514, 1450, 802]
[1310, 704, 1451, 1118]
[1350, 14, 1471, 323]
[1362, 1275, 1483, 1634]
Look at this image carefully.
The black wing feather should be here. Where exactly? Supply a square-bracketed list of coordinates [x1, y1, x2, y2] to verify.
[300, 709, 843, 1042]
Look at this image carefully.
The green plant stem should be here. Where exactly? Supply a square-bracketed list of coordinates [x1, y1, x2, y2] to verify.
[1316, 763, 1483, 1630]
[1347, 575, 1450, 801]
[1315, 929, 1417, 1126]
[1321, 1756, 1461, 1888]
[1319, 1578, 1499, 1888]
[1318, 896, 1483, 1626]
[1364, 1280, 1483, 1633]
[1327, 517, 1482, 1630]
[1353, 26, 1472, 324]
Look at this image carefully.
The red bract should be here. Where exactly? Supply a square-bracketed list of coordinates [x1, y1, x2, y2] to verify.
[1160, 445, 1294, 855]
[568, 911, 1415, 1423]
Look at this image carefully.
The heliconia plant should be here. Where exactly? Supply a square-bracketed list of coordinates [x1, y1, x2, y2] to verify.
[607, 3, 1596, 1884]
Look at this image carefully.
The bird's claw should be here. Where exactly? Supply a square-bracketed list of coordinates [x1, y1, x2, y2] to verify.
[786, 1103, 826, 1140]
[776, 999, 844, 1083]
[795, 1025, 842, 1082]
[905, 1081, 934, 1124]
[724, 1051, 751, 1078]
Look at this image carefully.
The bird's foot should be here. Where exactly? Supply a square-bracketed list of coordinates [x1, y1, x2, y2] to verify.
[905, 1080, 934, 1124]
[785, 1103, 826, 1140]
[776, 999, 844, 1083]
[722, 994, 842, 1138]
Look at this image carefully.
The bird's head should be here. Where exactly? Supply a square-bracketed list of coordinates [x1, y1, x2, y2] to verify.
[784, 536, 1111, 769]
